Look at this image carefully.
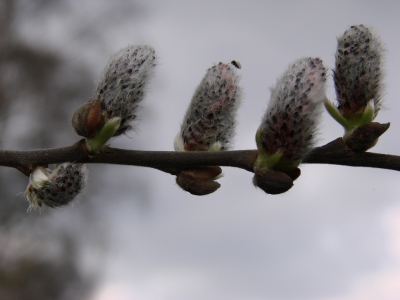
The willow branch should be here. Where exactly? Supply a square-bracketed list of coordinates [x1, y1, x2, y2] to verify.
[1, 134, 400, 177]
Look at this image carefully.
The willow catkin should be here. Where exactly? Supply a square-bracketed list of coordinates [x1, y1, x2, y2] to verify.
[334, 24, 384, 119]
[257, 57, 327, 169]
[174, 61, 242, 152]
[96, 45, 157, 135]
[25, 163, 88, 210]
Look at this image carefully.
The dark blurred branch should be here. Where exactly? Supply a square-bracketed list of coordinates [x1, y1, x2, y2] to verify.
[1, 132, 399, 177]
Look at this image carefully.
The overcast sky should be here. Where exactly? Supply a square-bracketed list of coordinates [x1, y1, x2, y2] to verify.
[14, 0, 400, 299]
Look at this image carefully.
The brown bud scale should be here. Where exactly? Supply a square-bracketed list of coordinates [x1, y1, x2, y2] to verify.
[72, 99, 104, 138]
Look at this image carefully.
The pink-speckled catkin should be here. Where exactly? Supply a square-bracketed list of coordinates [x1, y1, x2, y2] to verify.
[175, 62, 242, 152]
[257, 57, 327, 169]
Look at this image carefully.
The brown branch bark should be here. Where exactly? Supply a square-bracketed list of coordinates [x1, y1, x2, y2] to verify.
[303, 137, 400, 170]
[1, 135, 400, 177]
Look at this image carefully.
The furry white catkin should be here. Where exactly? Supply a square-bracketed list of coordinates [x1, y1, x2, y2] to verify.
[25, 163, 88, 210]
[174, 62, 242, 152]
[96, 45, 156, 135]
[334, 24, 384, 118]
[257, 57, 327, 169]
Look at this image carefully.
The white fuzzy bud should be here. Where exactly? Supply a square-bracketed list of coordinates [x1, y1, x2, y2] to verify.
[256, 57, 327, 170]
[174, 62, 242, 151]
[334, 24, 384, 118]
[24, 163, 88, 210]
[96, 45, 156, 135]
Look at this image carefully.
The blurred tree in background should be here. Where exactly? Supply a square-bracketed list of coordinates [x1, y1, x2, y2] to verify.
[0, 0, 148, 298]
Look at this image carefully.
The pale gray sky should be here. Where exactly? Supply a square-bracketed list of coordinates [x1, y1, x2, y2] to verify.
[12, 0, 400, 299]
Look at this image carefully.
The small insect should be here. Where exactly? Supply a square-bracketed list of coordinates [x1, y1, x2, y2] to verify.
[231, 60, 241, 69]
